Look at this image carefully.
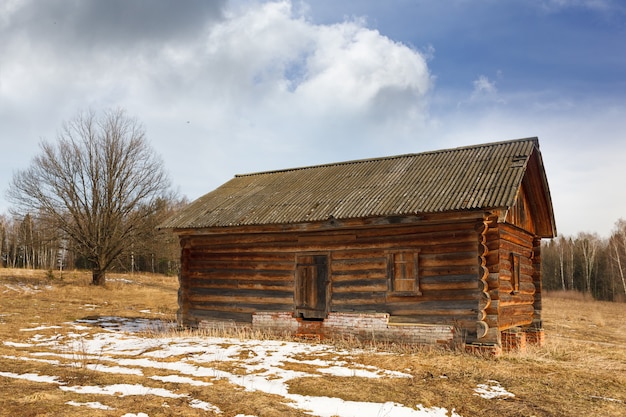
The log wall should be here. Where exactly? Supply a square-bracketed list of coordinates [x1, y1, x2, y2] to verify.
[177, 216, 484, 337]
[484, 220, 537, 332]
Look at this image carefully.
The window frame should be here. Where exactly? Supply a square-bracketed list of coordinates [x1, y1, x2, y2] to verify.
[387, 249, 422, 296]
[509, 252, 521, 294]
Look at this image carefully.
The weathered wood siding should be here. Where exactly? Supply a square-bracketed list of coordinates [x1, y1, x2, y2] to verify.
[177, 216, 483, 335]
[484, 220, 537, 331]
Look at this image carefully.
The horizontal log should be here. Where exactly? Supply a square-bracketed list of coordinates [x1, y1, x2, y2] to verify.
[188, 278, 293, 290]
[387, 287, 478, 305]
[498, 316, 533, 330]
[331, 250, 384, 261]
[420, 273, 477, 285]
[498, 293, 535, 305]
[421, 265, 479, 277]
[298, 233, 357, 243]
[190, 287, 294, 300]
[499, 225, 534, 246]
[497, 280, 536, 296]
[498, 241, 533, 257]
[189, 294, 294, 307]
[332, 281, 388, 293]
[186, 269, 293, 279]
[388, 315, 476, 330]
[176, 211, 486, 237]
[420, 280, 478, 291]
[187, 309, 252, 323]
[331, 292, 387, 303]
[188, 250, 295, 261]
[331, 258, 386, 271]
[332, 270, 387, 281]
[354, 221, 477, 239]
[390, 307, 477, 318]
[388, 299, 478, 314]
[420, 252, 477, 268]
[187, 259, 295, 271]
[499, 303, 534, 318]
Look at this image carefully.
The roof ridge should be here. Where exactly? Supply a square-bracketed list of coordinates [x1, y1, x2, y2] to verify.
[234, 137, 538, 178]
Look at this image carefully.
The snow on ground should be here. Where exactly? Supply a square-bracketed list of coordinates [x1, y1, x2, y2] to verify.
[1, 282, 51, 294]
[473, 380, 515, 399]
[0, 316, 516, 416]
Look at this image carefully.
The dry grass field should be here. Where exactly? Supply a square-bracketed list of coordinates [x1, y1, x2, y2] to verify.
[0, 268, 624, 417]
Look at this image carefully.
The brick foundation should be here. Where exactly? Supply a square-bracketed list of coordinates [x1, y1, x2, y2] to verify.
[464, 343, 502, 357]
[196, 314, 545, 356]
[524, 329, 545, 347]
[250, 312, 456, 348]
[501, 329, 527, 352]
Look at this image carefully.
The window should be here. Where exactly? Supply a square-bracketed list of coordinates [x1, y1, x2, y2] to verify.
[510, 253, 521, 294]
[387, 250, 421, 295]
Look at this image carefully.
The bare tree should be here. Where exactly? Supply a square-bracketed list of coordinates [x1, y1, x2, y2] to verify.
[576, 232, 600, 294]
[7, 109, 171, 285]
[610, 219, 626, 299]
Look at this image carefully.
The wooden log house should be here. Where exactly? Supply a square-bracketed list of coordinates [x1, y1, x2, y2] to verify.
[160, 137, 556, 353]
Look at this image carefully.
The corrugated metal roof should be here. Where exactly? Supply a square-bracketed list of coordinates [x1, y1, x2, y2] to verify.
[160, 137, 548, 229]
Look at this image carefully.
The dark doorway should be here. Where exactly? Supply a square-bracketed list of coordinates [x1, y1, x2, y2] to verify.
[295, 254, 329, 319]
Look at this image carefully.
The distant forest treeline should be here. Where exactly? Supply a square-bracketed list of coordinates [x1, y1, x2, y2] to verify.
[0, 197, 185, 276]
[2, 207, 625, 302]
[541, 218, 626, 302]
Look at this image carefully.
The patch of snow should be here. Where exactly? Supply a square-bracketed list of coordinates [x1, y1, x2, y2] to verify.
[121, 413, 149, 417]
[66, 323, 92, 330]
[1, 354, 60, 365]
[474, 380, 515, 399]
[66, 400, 114, 410]
[317, 365, 412, 378]
[3, 341, 33, 347]
[110, 278, 135, 284]
[0, 371, 64, 384]
[2, 283, 47, 294]
[20, 325, 62, 332]
[60, 383, 185, 398]
[189, 398, 222, 413]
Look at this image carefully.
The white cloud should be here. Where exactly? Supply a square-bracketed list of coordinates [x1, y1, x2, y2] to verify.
[473, 75, 497, 96]
[469, 75, 504, 104]
[0, 0, 433, 214]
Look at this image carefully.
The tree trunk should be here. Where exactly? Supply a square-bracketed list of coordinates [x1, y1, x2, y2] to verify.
[613, 241, 626, 297]
[558, 242, 566, 290]
[92, 268, 106, 286]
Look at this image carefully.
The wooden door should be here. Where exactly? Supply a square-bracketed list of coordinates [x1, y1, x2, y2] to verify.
[295, 254, 329, 319]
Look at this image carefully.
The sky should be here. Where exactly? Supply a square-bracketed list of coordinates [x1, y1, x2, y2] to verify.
[1, 0, 625, 238]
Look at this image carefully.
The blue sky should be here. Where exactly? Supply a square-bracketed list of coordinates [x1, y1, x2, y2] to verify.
[1, 0, 625, 237]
